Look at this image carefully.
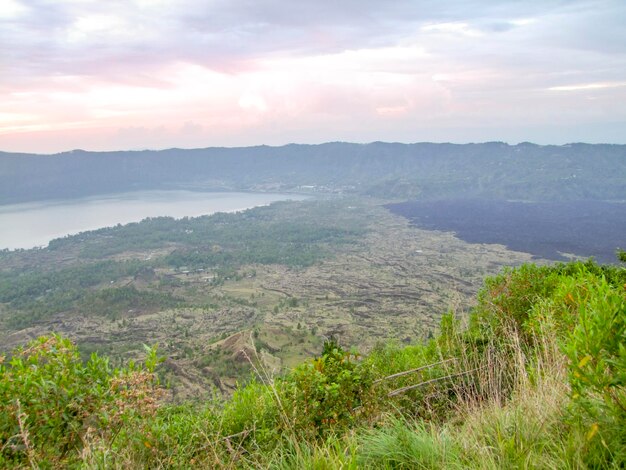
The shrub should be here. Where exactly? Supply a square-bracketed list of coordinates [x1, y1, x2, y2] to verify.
[472, 263, 560, 340]
[0, 335, 161, 467]
[221, 379, 281, 447]
[558, 271, 626, 466]
[281, 340, 373, 438]
[121, 403, 222, 468]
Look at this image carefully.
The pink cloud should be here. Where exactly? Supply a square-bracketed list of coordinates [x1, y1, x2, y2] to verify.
[1, 0, 625, 152]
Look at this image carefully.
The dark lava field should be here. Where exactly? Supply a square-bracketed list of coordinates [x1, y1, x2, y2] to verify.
[386, 200, 626, 264]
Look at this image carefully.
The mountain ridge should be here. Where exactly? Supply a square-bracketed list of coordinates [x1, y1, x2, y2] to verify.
[1, 141, 625, 204]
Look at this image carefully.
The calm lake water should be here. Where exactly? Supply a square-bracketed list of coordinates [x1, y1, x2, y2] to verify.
[0, 191, 307, 250]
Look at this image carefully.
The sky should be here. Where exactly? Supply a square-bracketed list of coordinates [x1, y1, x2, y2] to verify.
[1, 0, 625, 153]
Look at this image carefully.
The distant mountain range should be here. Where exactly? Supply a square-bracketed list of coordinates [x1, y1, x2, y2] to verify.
[1, 142, 625, 203]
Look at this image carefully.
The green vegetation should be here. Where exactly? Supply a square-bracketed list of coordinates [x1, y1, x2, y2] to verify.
[0, 336, 161, 468]
[0, 260, 146, 327]
[79, 286, 184, 319]
[1, 259, 624, 468]
[50, 200, 366, 263]
[0, 196, 600, 406]
[0, 200, 366, 329]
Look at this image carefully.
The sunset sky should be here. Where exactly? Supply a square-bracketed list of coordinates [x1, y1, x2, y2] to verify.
[1, 0, 625, 153]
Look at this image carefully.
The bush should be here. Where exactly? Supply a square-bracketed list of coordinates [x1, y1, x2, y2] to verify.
[282, 340, 373, 438]
[221, 379, 281, 447]
[477, 261, 626, 467]
[472, 263, 560, 339]
[0, 335, 161, 467]
[558, 271, 626, 466]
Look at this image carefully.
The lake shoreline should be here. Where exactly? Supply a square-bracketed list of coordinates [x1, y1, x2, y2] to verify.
[0, 190, 308, 251]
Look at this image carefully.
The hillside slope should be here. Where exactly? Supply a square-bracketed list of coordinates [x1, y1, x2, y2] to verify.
[1, 258, 624, 468]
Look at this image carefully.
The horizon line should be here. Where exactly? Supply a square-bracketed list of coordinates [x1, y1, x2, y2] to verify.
[2, 140, 625, 156]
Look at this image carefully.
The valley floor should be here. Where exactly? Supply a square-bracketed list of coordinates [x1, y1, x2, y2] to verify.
[0, 198, 538, 399]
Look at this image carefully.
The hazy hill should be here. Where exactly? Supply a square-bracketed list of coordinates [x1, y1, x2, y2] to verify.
[1, 142, 625, 203]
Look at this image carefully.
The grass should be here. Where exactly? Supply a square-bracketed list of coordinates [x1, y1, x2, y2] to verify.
[454, 348, 578, 469]
[359, 418, 462, 469]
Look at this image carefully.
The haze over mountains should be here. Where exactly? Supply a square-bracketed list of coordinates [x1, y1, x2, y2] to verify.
[1, 141, 625, 204]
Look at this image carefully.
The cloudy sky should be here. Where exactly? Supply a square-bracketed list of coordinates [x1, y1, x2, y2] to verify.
[1, 0, 625, 153]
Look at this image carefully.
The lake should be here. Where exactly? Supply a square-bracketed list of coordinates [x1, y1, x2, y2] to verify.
[0, 190, 308, 250]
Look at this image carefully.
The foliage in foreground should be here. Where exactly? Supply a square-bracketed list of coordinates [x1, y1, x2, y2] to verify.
[0, 336, 162, 467]
[0, 259, 624, 468]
